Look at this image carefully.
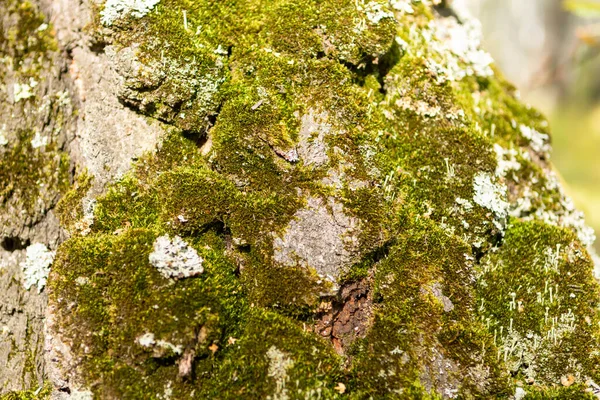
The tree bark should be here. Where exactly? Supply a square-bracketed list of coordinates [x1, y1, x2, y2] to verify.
[1, 0, 599, 399]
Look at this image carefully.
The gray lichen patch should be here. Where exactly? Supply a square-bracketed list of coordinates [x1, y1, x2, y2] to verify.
[273, 196, 360, 282]
[472, 172, 509, 229]
[519, 124, 551, 156]
[265, 346, 294, 400]
[296, 109, 332, 168]
[100, 0, 161, 26]
[114, 44, 226, 134]
[149, 235, 204, 279]
[21, 243, 55, 293]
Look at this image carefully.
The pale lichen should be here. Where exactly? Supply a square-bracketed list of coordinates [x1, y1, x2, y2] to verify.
[473, 172, 509, 226]
[519, 124, 551, 156]
[390, 0, 414, 14]
[266, 345, 294, 400]
[493, 144, 521, 178]
[0, 125, 8, 147]
[100, 0, 161, 26]
[148, 235, 204, 280]
[30, 131, 48, 149]
[425, 15, 494, 83]
[13, 78, 38, 103]
[135, 332, 184, 355]
[21, 243, 55, 293]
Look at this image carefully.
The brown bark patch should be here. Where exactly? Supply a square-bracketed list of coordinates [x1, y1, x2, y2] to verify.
[314, 279, 373, 356]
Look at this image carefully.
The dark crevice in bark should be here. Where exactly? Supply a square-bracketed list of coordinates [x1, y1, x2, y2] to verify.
[88, 39, 107, 55]
[434, 1, 462, 22]
[340, 39, 402, 95]
[1, 236, 30, 252]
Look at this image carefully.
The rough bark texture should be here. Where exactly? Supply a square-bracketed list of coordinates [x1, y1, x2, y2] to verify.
[1, 0, 600, 399]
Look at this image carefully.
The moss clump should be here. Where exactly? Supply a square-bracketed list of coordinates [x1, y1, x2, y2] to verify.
[0, 382, 52, 400]
[51, 228, 246, 398]
[0, 130, 70, 212]
[55, 171, 93, 231]
[348, 214, 511, 398]
[477, 220, 600, 386]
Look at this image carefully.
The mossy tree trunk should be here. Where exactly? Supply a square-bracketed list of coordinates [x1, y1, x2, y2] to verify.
[1, 0, 600, 399]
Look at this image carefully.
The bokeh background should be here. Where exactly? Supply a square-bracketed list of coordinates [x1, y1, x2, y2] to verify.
[463, 0, 600, 251]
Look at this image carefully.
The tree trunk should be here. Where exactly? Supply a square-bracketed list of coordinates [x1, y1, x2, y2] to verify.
[1, 0, 599, 399]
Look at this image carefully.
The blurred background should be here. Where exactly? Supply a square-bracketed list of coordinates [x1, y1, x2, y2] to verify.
[463, 0, 600, 251]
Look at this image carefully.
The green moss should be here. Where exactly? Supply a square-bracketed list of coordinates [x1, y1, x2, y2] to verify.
[349, 214, 511, 398]
[521, 383, 596, 399]
[203, 308, 344, 399]
[0, 382, 52, 400]
[477, 220, 600, 385]
[92, 175, 160, 233]
[0, 0, 57, 64]
[50, 228, 248, 398]
[56, 171, 93, 231]
[0, 130, 70, 212]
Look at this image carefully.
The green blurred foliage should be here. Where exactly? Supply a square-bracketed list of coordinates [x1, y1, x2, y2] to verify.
[564, 0, 600, 18]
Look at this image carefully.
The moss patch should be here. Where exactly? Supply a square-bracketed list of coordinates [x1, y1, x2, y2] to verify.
[46, 0, 600, 398]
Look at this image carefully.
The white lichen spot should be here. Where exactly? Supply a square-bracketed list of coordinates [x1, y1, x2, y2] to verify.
[149, 235, 204, 280]
[514, 387, 526, 400]
[494, 144, 521, 178]
[363, 1, 394, 24]
[472, 172, 509, 227]
[13, 78, 38, 102]
[455, 197, 474, 212]
[69, 390, 94, 400]
[0, 124, 8, 146]
[136, 332, 184, 355]
[390, 0, 414, 13]
[75, 276, 89, 286]
[137, 332, 156, 347]
[30, 131, 48, 149]
[519, 125, 550, 155]
[55, 90, 71, 107]
[21, 243, 55, 293]
[425, 15, 494, 83]
[161, 382, 173, 400]
[75, 199, 96, 236]
[396, 97, 441, 118]
[266, 346, 294, 400]
[156, 339, 183, 355]
[100, 0, 161, 26]
[214, 44, 229, 56]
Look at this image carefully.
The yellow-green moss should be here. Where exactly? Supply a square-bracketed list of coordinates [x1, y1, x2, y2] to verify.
[0, 0, 72, 217]
[0, 382, 52, 400]
[0, 130, 70, 211]
[55, 171, 93, 231]
[477, 220, 600, 386]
